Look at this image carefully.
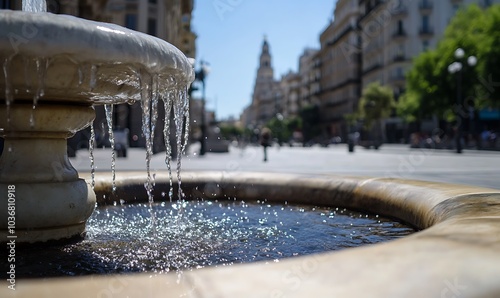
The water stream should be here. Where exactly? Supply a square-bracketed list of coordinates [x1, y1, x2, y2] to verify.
[22, 0, 47, 13]
[104, 104, 116, 192]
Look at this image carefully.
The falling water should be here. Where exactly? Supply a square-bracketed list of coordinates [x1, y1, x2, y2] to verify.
[173, 87, 188, 202]
[22, 0, 47, 12]
[78, 66, 84, 86]
[104, 104, 116, 192]
[89, 123, 96, 190]
[182, 86, 190, 156]
[2, 57, 13, 123]
[90, 64, 98, 91]
[24, 58, 31, 93]
[140, 71, 154, 203]
[30, 58, 47, 128]
[138, 70, 158, 234]
[162, 89, 174, 202]
[150, 75, 159, 170]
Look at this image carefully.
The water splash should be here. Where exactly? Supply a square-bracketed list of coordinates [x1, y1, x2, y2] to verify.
[105, 104, 116, 192]
[89, 122, 96, 190]
[5, 201, 415, 277]
[22, 0, 47, 12]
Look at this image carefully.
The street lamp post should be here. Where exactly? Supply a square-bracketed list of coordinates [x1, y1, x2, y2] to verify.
[195, 61, 210, 156]
[448, 48, 477, 154]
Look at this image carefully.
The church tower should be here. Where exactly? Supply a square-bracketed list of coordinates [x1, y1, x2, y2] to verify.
[251, 36, 279, 125]
[256, 36, 274, 82]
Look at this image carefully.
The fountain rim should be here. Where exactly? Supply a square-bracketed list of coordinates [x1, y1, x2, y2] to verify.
[7, 171, 500, 297]
[0, 10, 194, 84]
[91, 171, 500, 229]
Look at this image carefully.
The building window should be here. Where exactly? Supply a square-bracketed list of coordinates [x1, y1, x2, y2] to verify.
[422, 15, 430, 32]
[396, 67, 403, 78]
[148, 18, 157, 36]
[422, 40, 429, 51]
[397, 20, 404, 34]
[125, 14, 137, 30]
[398, 44, 404, 56]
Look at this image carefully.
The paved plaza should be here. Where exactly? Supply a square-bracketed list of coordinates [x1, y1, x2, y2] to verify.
[72, 143, 500, 190]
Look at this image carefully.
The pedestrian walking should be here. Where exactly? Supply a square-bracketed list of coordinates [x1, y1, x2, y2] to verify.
[260, 127, 272, 162]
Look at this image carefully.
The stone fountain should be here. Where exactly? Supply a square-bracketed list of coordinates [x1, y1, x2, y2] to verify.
[0, 9, 193, 243]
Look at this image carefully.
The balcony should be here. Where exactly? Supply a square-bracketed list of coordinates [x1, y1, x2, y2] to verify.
[393, 55, 407, 63]
[419, 1, 433, 13]
[390, 73, 406, 85]
[360, 0, 384, 21]
[392, 5, 408, 17]
[419, 27, 434, 37]
[392, 29, 407, 40]
[362, 63, 382, 76]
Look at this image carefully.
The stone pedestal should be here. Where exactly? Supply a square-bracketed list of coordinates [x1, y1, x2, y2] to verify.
[0, 103, 96, 242]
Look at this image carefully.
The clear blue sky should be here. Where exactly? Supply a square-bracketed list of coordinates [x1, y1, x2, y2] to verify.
[191, 1, 337, 120]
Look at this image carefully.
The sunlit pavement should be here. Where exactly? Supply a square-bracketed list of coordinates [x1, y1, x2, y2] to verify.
[72, 143, 500, 190]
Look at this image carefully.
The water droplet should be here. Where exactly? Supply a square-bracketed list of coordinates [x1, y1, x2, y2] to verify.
[90, 64, 98, 91]
[3, 57, 14, 123]
[78, 66, 84, 86]
[89, 122, 96, 190]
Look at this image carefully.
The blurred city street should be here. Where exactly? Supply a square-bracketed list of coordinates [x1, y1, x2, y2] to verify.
[72, 144, 500, 190]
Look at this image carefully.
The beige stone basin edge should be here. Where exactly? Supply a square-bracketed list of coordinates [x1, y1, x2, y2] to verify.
[3, 171, 500, 297]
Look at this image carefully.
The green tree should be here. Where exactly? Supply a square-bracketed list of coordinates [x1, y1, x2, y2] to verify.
[219, 124, 243, 140]
[266, 116, 287, 144]
[398, 4, 500, 122]
[265, 115, 303, 144]
[285, 116, 302, 135]
[357, 82, 395, 129]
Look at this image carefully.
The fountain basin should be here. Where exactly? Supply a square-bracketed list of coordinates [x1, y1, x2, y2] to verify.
[0, 10, 194, 242]
[3, 172, 499, 297]
[0, 10, 194, 104]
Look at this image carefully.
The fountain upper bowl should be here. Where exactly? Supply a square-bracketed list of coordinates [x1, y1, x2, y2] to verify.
[0, 10, 194, 105]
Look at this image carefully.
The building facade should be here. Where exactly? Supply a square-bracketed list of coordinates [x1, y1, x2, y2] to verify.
[319, 0, 361, 139]
[314, 0, 500, 143]
[357, 0, 500, 142]
[279, 71, 301, 119]
[298, 48, 321, 109]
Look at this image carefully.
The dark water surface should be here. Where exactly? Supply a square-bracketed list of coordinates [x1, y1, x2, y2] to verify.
[1, 199, 414, 278]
